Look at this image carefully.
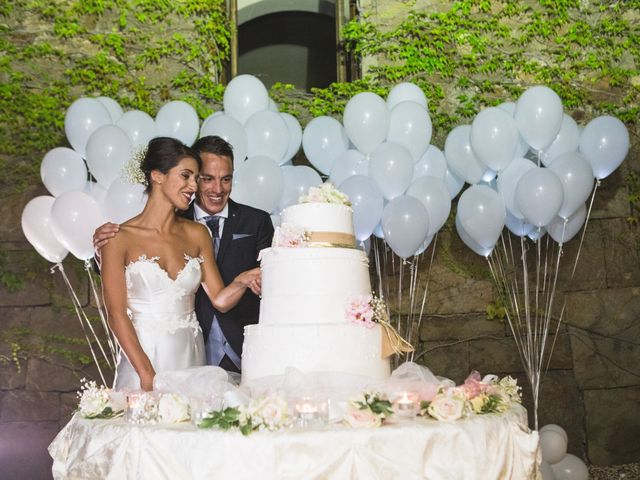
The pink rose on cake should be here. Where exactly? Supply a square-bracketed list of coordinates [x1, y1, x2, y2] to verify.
[345, 294, 375, 328]
[272, 223, 308, 248]
[299, 182, 351, 206]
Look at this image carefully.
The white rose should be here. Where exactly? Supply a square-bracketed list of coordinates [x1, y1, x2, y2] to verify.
[344, 405, 382, 428]
[158, 394, 190, 424]
[258, 397, 288, 429]
[79, 391, 108, 417]
[427, 393, 466, 422]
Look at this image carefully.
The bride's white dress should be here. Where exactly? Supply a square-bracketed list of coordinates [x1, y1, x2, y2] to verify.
[113, 254, 206, 390]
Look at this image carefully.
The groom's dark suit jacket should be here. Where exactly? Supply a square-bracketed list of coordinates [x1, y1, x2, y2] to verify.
[181, 199, 274, 359]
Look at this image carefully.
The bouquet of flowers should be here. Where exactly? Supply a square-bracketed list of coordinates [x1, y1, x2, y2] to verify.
[199, 394, 291, 435]
[76, 379, 125, 419]
[343, 391, 393, 428]
[271, 223, 309, 248]
[420, 371, 522, 422]
[299, 182, 351, 206]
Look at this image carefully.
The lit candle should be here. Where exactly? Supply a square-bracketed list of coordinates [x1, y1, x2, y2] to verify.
[394, 391, 417, 417]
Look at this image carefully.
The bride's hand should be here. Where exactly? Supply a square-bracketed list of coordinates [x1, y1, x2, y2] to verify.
[140, 370, 156, 392]
[234, 268, 261, 289]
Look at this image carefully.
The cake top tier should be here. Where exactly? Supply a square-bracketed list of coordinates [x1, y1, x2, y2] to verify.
[275, 183, 356, 248]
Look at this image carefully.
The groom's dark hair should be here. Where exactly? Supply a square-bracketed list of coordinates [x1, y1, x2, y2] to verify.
[192, 135, 235, 162]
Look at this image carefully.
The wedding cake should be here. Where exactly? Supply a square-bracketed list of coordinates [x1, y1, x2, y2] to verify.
[241, 184, 391, 383]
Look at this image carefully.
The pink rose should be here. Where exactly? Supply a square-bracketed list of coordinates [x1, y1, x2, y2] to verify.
[427, 392, 466, 422]
[462, 371, 486, 399]
[345, 294, 375, 327]
[344, 405, 382, 428]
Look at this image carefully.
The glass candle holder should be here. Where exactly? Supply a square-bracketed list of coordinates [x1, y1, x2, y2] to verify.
[294, 396, 328, 428]
[125, 391, 159, 424]
[393, 391, 418, 418]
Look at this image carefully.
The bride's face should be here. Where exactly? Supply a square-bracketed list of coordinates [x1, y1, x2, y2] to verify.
[157, 156, 199, 210]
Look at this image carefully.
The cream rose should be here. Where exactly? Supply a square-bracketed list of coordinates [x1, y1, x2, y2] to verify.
[158, 393, 190, 424]
[427, 392, 466, 422]
[344, 405, 382, 428]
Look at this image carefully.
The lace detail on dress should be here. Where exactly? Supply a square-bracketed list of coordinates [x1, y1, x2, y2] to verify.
[131, 311, 202, 337]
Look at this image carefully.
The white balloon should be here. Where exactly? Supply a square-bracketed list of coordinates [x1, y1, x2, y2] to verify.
[270, 213, 281, 228]
[550, 454, 588, 480]
[21, 196, 69, 263]
[505, 209, 534, 237]
[340, 175, 384, 242]
[387, 82, 428, 111]
[444, 125, 486, 184]
[116, 110, 158, 148]
[278, 166, 322, 210]
[84, 181, 108, 218]
[382, 195, 430, 259]
[579, 115, 629, 179]
[369, 142, 414, 200]
[105, 178, 148, 223]
[456, 215, 494, 257]
[457, 185, 506, 250]
[540, 461, 557, 480]
[539, 424, 569, 445]
[223, 74, 269, 124]
[40, 147, 87, 197]
[280, 113, 303, 164]
[302, 116, 349, 174]
[539, 429, 568, 464]
[330, 149, 366, 187]
[470, 107, 519, 171]
[268, 98, 279, 112]
[413, 145, 447, 181]
[85, 124, 133, 187]
[155, 100, 200, 146]
[234, 156, 284, 213]
[497, 157, 536, 219]
[546, 204, 587, 244]
[444, 169, 465, 199]
[542, 114, 580, 166]
[497, 101, 529, 157]
[200, 113, 248, 168]
[514, 86, 564, 151]
[96, 96, 124, 123]
[245, 110, 289, 162]
[407, 176, 451, 236]
[515, 167, 564, 227]
[387, 101, 432, 162]
[343, 92, 389, 154]
[50, 191, 106, 260]
[64, 97, 112, 158]
[548, 152, 594, 219]
[528, 226, 546, 241]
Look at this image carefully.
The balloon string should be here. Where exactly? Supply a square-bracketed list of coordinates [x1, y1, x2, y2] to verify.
[84, 260, 119, 366]
[411, 233, 438, 363]
[571, 180, 600, 278]
[50, 263, 109, 385]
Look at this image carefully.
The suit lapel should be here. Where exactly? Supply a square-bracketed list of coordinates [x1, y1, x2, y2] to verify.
[217, 200, 237, 264]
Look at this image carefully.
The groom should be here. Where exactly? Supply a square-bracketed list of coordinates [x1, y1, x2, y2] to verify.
[94, 136, 274, 373]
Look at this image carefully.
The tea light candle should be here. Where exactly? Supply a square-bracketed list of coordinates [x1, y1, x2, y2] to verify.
[125, 392, 142, 423]
[296, 400, 319, 422]
[394, 391, 417, 417]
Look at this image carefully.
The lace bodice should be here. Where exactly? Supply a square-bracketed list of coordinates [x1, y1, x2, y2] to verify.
[124, 254, 204, 335]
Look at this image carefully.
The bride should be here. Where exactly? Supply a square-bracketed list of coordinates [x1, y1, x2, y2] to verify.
[100, 137, 260, 391]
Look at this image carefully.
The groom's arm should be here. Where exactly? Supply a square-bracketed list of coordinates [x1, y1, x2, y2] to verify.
[92, 222, 120, 272]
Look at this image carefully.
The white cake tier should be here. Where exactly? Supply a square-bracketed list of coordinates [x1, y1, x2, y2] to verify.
[282, 202, 355, 247]
[259, 247, 372, 325]
[242, 323, 390, 383]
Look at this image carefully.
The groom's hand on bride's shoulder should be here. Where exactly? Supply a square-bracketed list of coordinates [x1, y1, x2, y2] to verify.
[93, 222, 120, 250]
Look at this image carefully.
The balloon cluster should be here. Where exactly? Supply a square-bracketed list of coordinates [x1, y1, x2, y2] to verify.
[303, 83, 453, 259]
[451, 86, 629, 257]
[538, 424, 589, 480]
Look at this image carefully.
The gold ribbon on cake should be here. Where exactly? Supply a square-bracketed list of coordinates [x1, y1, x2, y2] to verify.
[380, 321, 414, 358]
[307, 231, 356, 248]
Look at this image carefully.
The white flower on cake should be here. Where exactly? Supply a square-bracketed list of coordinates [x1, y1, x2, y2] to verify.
[345, 294, 375, 328]
[299, 182, 351, 206]
[76, 379, 124, 419]
[272, 223, 308, 248]
[157, 393, 190, 424]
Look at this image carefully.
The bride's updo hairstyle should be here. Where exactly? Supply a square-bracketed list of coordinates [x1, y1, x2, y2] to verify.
[141, 137, 202, 193]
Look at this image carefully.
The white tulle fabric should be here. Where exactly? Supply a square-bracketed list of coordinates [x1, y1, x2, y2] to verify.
[113, 255, 206, 391]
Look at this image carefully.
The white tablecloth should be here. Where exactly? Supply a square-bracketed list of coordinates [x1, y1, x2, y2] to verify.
[49, 405, 540, 480]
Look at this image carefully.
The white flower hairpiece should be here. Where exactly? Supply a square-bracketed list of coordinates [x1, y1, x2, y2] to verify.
[122, 145, 148, 185]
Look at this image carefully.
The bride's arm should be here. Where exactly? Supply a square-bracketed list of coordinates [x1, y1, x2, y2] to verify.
[101, 234, 155, 391]
[195, 225, 260, 313]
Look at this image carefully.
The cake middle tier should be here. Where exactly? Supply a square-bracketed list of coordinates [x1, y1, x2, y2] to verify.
[258, 247, 372, 325]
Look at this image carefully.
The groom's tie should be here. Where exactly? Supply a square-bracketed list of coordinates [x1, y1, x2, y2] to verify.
[201, 214, 241, 372]
[203, 215, 221, 257]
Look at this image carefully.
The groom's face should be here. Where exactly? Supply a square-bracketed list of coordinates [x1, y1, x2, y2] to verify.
[196, 152, 233, 215]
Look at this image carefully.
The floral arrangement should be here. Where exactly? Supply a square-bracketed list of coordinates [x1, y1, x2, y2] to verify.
[299, 182, 351, 206]
[271, 222, 309, 248]
[420, 372, 522, 422]
[345, 294, 388, 329]
[76, 379, 125, 419]
[199, 394, 291, 436]
[122, 144, 147, 185]
[344, 392, 394, 428]
[126, 392, 191, 425]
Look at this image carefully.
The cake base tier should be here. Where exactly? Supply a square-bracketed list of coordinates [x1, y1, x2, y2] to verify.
[242, 323, 390, 383]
